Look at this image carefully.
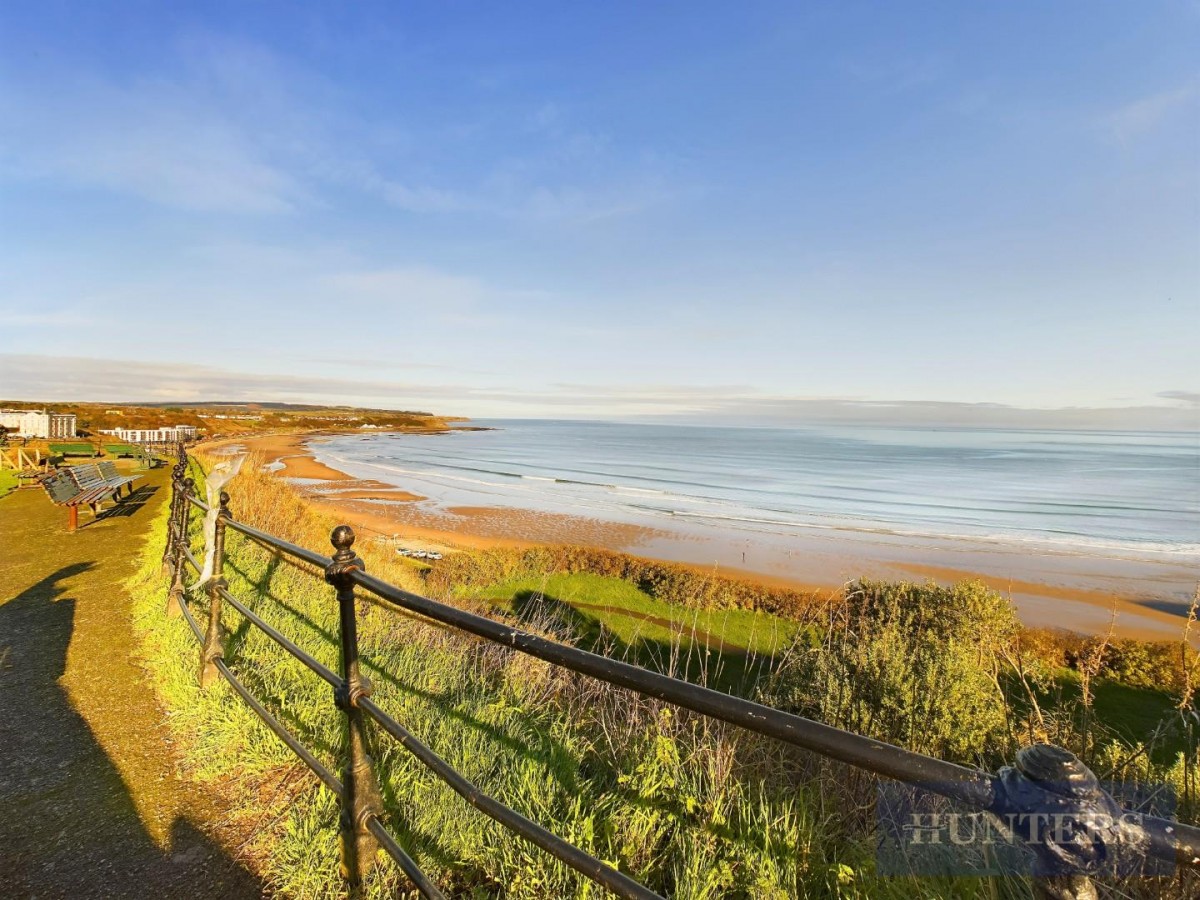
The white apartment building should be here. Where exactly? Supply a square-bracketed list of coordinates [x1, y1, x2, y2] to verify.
[101, 425, 199, 443]
[0, 409, 77, 439]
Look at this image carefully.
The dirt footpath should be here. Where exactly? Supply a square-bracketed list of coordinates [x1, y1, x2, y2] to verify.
[0, 465, 263, 898]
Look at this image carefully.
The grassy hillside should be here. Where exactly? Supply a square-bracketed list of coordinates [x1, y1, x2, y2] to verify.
[125, 452, 1198, 898]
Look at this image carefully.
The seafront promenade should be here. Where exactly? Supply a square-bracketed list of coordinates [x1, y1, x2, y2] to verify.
[0, 464, 261, 897]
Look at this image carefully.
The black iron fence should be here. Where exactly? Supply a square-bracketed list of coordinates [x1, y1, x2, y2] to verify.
[159, 448, 1200, 899]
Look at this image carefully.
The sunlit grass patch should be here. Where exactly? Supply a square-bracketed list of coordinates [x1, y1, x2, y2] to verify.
[470, 572, 806, 695]
[0, 468, 19, 500]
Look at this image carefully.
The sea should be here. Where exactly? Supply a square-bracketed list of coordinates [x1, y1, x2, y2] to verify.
[310, 421, 1200, 561]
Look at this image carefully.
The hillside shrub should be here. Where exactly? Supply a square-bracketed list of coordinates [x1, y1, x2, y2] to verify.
[1093, 639, 1194, 693]
[769, 580, 1018, 763]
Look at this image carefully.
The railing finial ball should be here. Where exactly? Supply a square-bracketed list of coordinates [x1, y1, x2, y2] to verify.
[219, 489, 231, 508]
[331, 525, 356, 557]
[183, 476, 195, 490]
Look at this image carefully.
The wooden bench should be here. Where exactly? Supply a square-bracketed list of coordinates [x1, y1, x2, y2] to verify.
[40, 470, 120, 531]
[135, 446, 164, 469]
[49, 442, 100, 457]
[98, 461, 142, 495]
[68, 462, 139, 499]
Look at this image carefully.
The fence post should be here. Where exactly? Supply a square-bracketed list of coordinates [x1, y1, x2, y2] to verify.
[991, 743, 1153, 900]
[199, 490, 230, 688]
[325, 525, 383, 886]
[161, 457, 185, 576]
[166, 477, 194, 618]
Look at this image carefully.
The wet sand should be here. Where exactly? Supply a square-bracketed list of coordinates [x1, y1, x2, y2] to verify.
[319, 487, 427, 502]
[208, 432, 355, 481]
[892, 563, 1196, 642]
[211, 432, 1199, 643]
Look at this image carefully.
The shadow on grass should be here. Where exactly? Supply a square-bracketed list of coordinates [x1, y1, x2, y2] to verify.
[93, 484, 160, 523]
[509, 589, 774, 697]
[1002, 669, 1192, 763]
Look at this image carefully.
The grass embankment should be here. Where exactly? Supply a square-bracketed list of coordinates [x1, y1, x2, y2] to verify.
[128, 454, 883, 898]
[127, 452, 1199, 898]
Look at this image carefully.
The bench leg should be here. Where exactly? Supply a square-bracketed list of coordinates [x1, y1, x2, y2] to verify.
[68, 505, 78, 532]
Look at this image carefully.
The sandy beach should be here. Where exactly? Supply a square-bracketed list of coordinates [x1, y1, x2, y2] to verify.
[209, 431, 1199, 643]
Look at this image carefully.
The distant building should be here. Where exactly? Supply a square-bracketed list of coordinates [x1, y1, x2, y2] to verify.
[0, 409, 47, 437]
[49, 413, 77, 438]
[0, 409, 77, 439]
[101, 425, 198, 443]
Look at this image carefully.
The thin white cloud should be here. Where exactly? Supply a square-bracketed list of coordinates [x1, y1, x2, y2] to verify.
[1158, 390, 1200, 407]
[841, 54, 946, 96]
[2, 354, 1197, 429]
[0, 31, 678, 223]
[378, 181, 472, 214]
[323, 267, 485, 309]
[357, 161, 672, 223]
[1, 71, 304, 213]
[320, 264, 561, 330]
[1105, 80, 1200, 142]
[0, 311, 96, 327]
[312, 96, 676, 222]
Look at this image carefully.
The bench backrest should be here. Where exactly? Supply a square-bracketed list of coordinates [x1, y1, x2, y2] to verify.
[99, 461, 121, 481]
[43, 472, 82, 505]
[68, 464, 106, 490]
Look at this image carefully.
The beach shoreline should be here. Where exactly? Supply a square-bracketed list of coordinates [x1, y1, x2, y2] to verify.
[203, 430, 1199, 643]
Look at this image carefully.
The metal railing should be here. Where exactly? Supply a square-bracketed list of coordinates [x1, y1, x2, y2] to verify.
[159, 448, 1200, 898]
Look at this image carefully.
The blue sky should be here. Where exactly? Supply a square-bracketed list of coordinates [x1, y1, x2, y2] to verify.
[1, 2, 1197, 425]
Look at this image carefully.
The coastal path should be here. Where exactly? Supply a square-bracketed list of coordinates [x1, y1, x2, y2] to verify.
[0, 464, 263, 898]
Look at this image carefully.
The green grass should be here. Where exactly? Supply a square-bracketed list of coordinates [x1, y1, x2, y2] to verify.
[0, 468, 18, 501]
[1046, 671, 1189, 760]
[126, 481, 881, 898]
[474, 573, 800, 657]
[48, 442, 97, 455]
[471, 573, 803, 695]
[125, 459, 1196, 898]
[394, 555, 433, 573]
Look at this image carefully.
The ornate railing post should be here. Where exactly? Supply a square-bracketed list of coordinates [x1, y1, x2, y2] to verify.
[166, 477, 194, 617]
[161, 456, 186, 576]
[325, 525, 383, 886]
[991, 744, 1152, 900]
[199, 490, 230, 688]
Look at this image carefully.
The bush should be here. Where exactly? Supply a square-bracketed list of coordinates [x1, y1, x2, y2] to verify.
[1012, 626, 1079, 671]
[769, 580, 1018, 763]
[1103, 639, 1193, 693]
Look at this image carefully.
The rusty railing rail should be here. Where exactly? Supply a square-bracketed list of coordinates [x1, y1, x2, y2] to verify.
[160, 447, 1200, 899]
